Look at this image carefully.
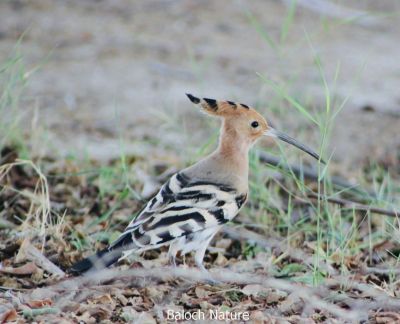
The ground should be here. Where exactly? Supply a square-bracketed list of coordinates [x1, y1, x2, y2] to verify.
[0, 1, 400, 323]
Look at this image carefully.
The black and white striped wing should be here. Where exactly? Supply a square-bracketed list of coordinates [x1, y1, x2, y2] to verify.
[110, 172, 247, 251]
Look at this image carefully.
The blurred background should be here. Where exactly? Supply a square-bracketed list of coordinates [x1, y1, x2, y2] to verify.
[1, 0, 399, 174]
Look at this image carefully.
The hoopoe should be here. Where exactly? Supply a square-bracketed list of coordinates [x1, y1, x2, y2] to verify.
[70, 94, 323, 275]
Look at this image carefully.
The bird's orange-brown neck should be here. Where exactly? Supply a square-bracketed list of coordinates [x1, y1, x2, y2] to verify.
[215, 119, 251, 176]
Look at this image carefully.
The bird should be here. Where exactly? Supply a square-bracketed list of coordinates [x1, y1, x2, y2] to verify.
[69, 93, 323, 276]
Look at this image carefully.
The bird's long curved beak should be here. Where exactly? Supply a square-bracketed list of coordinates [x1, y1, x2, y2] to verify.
[265, 128, 325, 163]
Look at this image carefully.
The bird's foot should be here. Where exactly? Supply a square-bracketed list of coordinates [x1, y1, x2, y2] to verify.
[197, 264, 220, 285]
[169, 255, 177, 268]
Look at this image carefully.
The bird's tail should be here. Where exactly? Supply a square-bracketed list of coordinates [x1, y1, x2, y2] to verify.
[69, 232, 139, 275]
[68, 247, 123, 275]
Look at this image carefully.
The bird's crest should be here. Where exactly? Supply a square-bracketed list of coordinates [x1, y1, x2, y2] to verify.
[186, 93, 251, 117]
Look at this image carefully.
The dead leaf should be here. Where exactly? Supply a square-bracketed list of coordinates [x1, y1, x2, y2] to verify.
[250, 310, 270, 324]
[121, 307, 156, 324]
[215, 238, 232, 249]
[279, 293, 305, 315]
[266, 290, 287, 304]
[0, 277, 21, 289]
[91, 294, 115, 305]
[375, 311, 400, 323]
[78, 304, 113, 320]
[0, 308, 18, 323]
[31, 267, 44, 282]
[62, 302, 81, 313]
[136, 312, 157, 324]
[113, 290, 128, 306]
[145, 286, 164, 303]
[195, 286, 209, 299]
[128, 296, 144, 306]
[29, 287, 58, 301]
[0, 262, 38, 276]
[288, 315, 315, 323]
[214, 252, 228, 266]
[75, 311, 94, 324]
[26, 298, 53, 308]
[241, 284, 270, 297]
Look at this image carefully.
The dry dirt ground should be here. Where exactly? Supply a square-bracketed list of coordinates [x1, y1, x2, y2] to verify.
[0, 0, 399, 167]
[1, 1, 400, 323]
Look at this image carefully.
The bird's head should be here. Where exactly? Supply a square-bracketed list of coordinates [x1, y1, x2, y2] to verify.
[186, 93, 324, 163]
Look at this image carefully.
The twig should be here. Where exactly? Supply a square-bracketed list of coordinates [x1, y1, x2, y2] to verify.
[360, 265, 400, 276]
[22, 267, 400, 321]
[222, 226, 337, 275]
[326, 276, 400, 311]
[308, 192, 399, 218]
[0, 286, 29, 291]
[223, 225, 282, 250]
[257, 151, 375, 198]
[17, 239, 65, 278]
[46, 267, 363, 321]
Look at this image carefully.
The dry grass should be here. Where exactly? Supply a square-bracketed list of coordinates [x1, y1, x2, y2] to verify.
[1, 144, 399, 322]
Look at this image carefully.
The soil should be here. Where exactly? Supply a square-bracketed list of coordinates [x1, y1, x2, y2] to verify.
[0, 0, 399, 169]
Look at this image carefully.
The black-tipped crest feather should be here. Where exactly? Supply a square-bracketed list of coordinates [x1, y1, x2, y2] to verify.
[227, 101, 237, 108]
[203, 98, 218, 111]
[186, 93, 200, 104]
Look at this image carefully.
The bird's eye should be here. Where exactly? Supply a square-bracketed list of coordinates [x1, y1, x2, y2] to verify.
[251, 121, 259, 128]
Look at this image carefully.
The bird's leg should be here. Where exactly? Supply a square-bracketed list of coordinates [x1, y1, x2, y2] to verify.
[169, 254, 177, 268]
[194, 246, 207, 271]
[194, 244, 220, 285]
[167, 243, 178, 268]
